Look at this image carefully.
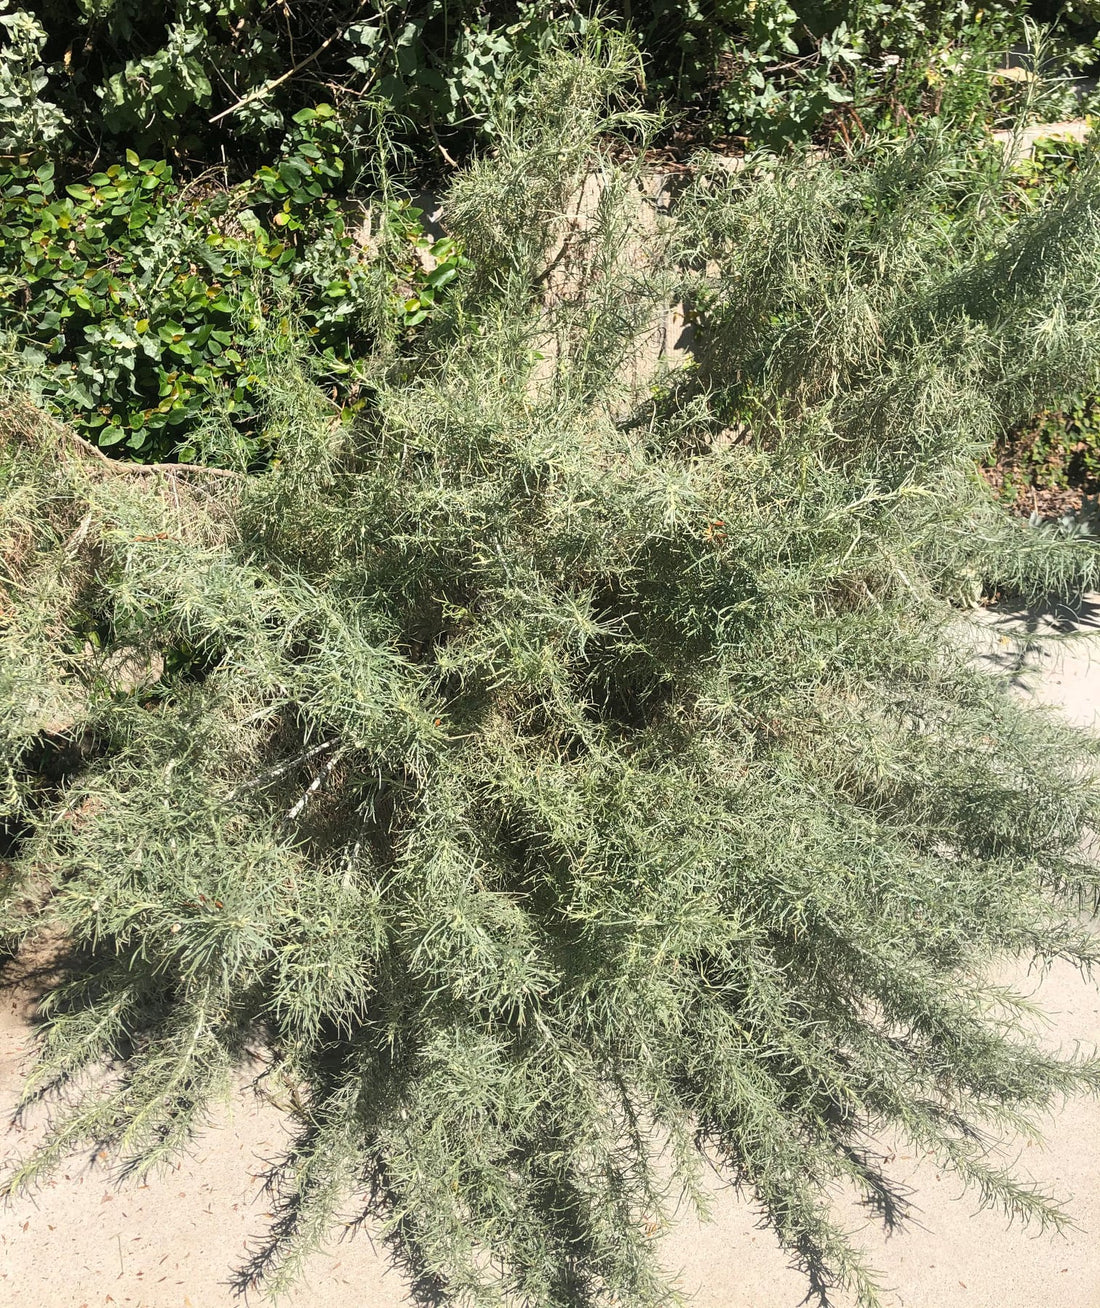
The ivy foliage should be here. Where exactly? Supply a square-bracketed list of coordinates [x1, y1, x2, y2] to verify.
[2, 40, 1100, 1308]
[0, 104, 468, 462]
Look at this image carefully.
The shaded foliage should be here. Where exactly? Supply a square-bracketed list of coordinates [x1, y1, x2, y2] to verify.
[2, 1, 1097, 166]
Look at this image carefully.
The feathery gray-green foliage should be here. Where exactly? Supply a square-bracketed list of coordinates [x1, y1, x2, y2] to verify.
[3, 39, 1100, 1308]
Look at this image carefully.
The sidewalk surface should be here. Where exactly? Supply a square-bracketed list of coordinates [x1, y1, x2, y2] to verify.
[3, 598, 1099, 1308]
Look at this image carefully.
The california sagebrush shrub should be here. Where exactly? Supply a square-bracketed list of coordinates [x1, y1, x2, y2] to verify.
[3, 42, 1100, 1308]
[986, 130, 1100, 511]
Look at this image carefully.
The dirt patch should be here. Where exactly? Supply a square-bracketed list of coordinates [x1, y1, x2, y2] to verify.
[983, 458, 1092, 521]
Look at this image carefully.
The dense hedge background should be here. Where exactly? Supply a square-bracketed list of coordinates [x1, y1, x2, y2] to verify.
[3, 2, 1099, 168]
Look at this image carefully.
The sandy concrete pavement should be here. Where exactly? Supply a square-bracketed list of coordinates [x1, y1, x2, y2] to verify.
[3, 598, 1099, 1308]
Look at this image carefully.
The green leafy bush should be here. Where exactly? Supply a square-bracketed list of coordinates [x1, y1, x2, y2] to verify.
[3, 44, 1100, 1308]
[0, 0, 67, 151]
[640, 0, 1057, 146]
[13, 0, 586, 161]
[0, 105, 468, 461]
[8, 2, 1100, 166]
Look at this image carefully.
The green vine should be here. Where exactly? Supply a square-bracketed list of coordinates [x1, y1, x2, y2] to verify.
[0, 103, 468, 462]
